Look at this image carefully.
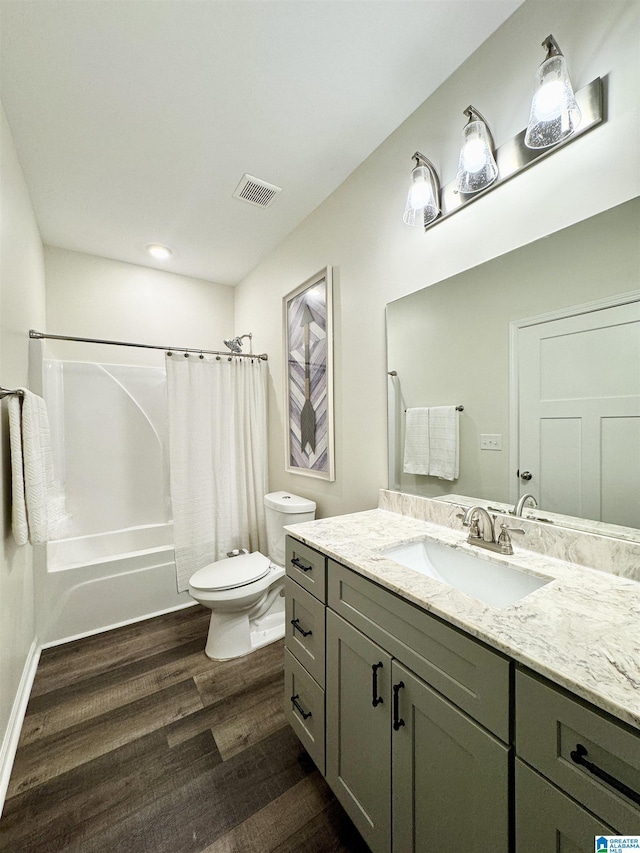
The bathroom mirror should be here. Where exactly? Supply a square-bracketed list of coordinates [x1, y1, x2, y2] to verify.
[386, 197, 640, 540]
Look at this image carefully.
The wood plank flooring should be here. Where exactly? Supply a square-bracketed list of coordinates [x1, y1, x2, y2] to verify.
[0, 606, 369, 852]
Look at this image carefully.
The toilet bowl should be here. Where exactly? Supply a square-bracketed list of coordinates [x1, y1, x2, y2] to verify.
[188, 491, 316, 660]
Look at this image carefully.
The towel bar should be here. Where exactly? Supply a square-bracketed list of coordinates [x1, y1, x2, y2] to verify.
[404, 405, 464, 412]
[0, 386, 24, 400]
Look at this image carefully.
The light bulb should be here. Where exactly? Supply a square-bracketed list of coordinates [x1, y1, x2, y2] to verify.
[525, 39, 581, 149]
[403, 163, 439, 226]
[407, 169, 432, 209]
[532, 79, 565, 120]
[461, 137, 488, 173]
[147, 244, 173, 260]
[455, 112, 498, 194]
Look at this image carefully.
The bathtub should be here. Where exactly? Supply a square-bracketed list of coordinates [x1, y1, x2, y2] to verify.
[47, 523, 175, 572]
[39, 522, 194, 646]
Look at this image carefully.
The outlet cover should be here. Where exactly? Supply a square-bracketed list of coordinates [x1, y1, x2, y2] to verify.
[480, 434, 502, 451]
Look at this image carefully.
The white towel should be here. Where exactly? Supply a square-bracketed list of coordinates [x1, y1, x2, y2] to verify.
[403, 408, 431, 475]
[8, 389, 55, 545]
[428, 406, 459, 481]
[8, 395, 28, 546]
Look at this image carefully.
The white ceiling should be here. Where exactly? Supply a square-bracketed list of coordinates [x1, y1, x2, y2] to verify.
[0, 0, 522, 285]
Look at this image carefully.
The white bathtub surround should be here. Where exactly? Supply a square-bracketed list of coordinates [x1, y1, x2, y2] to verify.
[38, 522, 188, 645]
[285, 505, 640, 730]
[166, 354, 268, 592]
[43, 360, 170, 538]
[35, 359, 187, 645]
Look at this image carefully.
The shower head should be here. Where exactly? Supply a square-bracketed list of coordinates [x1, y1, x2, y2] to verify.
[223, 337, 243, 353]
[223, 333, 252, 354]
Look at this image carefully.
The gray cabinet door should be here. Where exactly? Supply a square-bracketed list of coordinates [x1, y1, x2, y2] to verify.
[516, 759, 616, 852]
[326, 610, 392, 853]
[392, 661, 511, 853]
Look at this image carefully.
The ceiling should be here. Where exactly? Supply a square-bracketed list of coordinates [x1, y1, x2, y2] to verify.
[0, 0, 522, 286]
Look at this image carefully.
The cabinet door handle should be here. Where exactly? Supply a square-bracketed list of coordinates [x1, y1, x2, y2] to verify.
[291, 556, 312, 572]
[371, 662, 384, 707]
[570, 743, 640, 806]
[393, 681, 405, 731]
[290, 618, 312, 638]
[290, 694, 312, 720]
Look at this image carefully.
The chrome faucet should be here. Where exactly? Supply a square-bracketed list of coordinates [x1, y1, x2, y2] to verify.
[461, 506, 524, 556]
[462, 506, 496, 543]
[512, 493, 537, 517]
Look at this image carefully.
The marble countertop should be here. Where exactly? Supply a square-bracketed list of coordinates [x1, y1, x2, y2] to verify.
[285, 508, 640, 730]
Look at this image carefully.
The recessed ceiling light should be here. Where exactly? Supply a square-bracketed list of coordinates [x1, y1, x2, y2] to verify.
[147, 243, 173, 260]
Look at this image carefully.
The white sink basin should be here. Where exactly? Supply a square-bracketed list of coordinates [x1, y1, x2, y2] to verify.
[381, 539, 550, 609]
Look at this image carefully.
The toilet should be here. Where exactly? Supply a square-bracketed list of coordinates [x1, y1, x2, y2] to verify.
[188, 491, 316, 660]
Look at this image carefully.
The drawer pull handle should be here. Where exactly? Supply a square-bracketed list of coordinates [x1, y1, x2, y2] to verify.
[291, 618, 312, 638]
[291, 556, 313, 572]
[570, 743, 640, 806]
[393, 681, 405, 731]
[290, 694, 312, 720]
[371, 662, 384, 707]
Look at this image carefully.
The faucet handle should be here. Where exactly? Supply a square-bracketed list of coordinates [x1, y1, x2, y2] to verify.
[500, 523, 524, 531]
[497, 523, 524, 554]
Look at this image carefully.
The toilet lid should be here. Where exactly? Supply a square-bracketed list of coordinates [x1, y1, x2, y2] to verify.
[189, 551, 271, 591]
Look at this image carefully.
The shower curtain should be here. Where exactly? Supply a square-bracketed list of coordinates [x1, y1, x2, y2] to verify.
[166, 354, 268, 592]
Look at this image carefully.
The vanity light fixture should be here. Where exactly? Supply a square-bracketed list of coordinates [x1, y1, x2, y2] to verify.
[403, 35, 602, 232]
[524, 34, 581, 149]
[146, 243, 173, 261]
[402, 152, 440, 227]
[455, 106, 498, 194]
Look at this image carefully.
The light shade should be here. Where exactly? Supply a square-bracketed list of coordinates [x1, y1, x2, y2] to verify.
[403, 154, 440, 227]
[525, 35, 581, 149]
[456, 107, 498, 194]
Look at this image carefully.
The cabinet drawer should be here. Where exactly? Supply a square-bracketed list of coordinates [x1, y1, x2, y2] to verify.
[328, 559, 511, 741]
[515, 759, 615, 852]
[285, 537, 327, 602]
[516, 669, 640, 833]
[285, 577, 326, 687]
[284, 649, 325, 774]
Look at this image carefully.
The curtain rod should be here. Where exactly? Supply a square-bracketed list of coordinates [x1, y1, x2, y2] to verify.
[29, 330, 268, 361]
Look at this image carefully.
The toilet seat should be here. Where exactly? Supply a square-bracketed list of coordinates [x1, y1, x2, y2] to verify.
[189, 551, 271, 592]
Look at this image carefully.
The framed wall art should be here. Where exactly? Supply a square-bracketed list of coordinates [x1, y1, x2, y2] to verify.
[283, 267, 335, 480]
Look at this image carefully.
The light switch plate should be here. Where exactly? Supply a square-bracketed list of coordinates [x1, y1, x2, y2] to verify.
[480, 434, 502, 450]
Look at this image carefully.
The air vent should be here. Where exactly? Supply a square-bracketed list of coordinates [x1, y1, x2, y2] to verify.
[232, 174, 282, 208]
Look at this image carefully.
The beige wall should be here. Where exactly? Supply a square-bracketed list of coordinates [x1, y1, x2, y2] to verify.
[44, 247, 235, 366]
[0, 103, 46, 791]
[234, 0, 640, 519]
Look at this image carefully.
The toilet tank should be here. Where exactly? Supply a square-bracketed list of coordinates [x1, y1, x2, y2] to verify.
[264, 491, 316, 566]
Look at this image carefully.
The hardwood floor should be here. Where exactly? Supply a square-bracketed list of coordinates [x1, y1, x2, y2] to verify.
[0, 606, 369, 852]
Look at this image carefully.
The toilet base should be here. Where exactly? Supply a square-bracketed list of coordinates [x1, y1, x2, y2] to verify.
[203, 586, 286, 661]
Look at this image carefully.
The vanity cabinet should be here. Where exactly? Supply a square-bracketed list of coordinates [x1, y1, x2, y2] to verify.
[515, 669, 640, 847]
[283, 535, 640, 853]
[283, 538, 327, 773]
[326, 609, 511, 853]
[325, 558, 511, 853]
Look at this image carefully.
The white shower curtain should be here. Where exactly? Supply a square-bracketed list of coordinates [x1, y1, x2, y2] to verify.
[166, 354, 268, 592]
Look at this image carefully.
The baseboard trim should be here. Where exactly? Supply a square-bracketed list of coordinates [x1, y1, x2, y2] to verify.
[0, 636, 41, 817]
[41, 599, 198, 650]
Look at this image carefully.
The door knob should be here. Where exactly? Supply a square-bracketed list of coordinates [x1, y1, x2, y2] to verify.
[520, 471, 533, 481]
